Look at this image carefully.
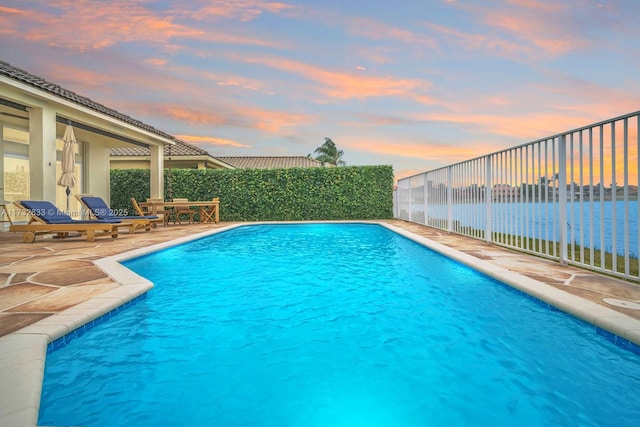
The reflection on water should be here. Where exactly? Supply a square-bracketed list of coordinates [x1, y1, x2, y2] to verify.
[420, 200, 639, 256]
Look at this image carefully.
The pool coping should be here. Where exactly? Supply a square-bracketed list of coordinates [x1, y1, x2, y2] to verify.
[2, 221, 640, 427]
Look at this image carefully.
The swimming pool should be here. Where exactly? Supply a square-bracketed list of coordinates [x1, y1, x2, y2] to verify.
[39, 223, 640, 426]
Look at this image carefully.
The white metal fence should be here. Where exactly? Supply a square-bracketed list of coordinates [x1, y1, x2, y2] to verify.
[394, 111, 640, 282]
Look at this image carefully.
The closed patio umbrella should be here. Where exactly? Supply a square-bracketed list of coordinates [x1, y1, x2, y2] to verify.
[58, 124, 77, 212]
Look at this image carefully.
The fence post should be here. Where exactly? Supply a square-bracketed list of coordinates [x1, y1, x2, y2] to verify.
[423, 172, 429, 226]
[408, 178, 413, 222]
[447, 167, 453, 232]
[558, 135, 568, 265]
[485, 157, 492, 243]
[393, 187, 397, 218]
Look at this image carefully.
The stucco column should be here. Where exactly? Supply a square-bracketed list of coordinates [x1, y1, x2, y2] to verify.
[84, 141, 111, 200]
[28, 106, 57, 200]
[149, 144, 164, 199]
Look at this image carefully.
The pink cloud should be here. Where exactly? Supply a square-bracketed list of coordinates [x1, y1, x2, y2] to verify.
[503, 0, 564, 13]
[485, 12, 582, 55]
[134, 103, 239, 127]
[181, 0, 297, 22]
[348, 17, 439, 51]
[175, 134, 250, 148]
[0, 5, 41, 37]
[239, 106, 314, 133]
[346, 136, 498, 165]
[1, 1, 285, 53]
[0, 5, 24, 15]
[343, 8, 575, 60]
[242, 55, 431, 101]
[36, 63, 124, 94]
[422, 1, 609, 60]
[356, 46, 397, 65]
[144, 57, 169, 67]
[9, 1, 203, 52]
[423, 22, 526, 56]
[409, 111, 590, 142]
[133, 101, 313, 134]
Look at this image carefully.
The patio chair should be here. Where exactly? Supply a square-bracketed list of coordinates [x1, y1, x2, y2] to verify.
[9, 200, 120, 243]
[145, 198, 172, 225]
[199, 197, 220, 223]
[77, 195, 159, 232]
[172, 198, 195, 224]
[131, 198, 167, 226]
[131, 198, 149, 215]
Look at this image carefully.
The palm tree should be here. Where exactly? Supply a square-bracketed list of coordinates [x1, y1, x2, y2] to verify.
[314, 137, 345, 166]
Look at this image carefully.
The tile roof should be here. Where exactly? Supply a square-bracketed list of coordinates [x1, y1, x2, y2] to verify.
[110, 140, 209, 157]
[0, 61, 176, 142]
[215, 156, 331, 169]
[111, 142, 331, 169]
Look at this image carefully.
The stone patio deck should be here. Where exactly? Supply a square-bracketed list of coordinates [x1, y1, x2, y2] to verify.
[1, 219, 640, 426]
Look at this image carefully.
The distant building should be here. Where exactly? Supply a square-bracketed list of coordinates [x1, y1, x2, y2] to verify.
[492, 184, 518, 200]
[110, 140, 332, 170]
[215, 156, 331, 169]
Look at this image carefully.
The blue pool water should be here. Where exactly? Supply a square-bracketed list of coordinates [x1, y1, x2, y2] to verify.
[39, 223, 640, 426]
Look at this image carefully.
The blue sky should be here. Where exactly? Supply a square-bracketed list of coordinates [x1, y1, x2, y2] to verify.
[1, 0, 639, 180]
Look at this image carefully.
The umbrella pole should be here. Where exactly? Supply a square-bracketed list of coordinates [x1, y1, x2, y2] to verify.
[66, 186, 71, 213]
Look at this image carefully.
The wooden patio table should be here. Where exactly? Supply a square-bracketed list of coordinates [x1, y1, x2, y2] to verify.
[140, 199, 219, 223]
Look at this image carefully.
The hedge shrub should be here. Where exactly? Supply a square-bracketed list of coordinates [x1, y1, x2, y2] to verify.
[110, 165, 394, 221]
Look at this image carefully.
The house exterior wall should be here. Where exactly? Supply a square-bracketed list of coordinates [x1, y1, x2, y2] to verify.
[110, 159, 152, 169]
[1, 74, 172, 214]
[110, 157, 227, 170]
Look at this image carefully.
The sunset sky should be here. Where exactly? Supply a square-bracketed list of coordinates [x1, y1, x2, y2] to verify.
[1, 0, 639, 180]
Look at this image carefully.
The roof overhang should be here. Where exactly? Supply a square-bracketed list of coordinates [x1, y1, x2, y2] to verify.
[111, 154, 236, 169]
[0, 75, 175, 148]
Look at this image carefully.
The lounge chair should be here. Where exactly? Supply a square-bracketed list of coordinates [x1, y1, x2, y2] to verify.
[131, 198, 166, 226]
[9, 200, 121, 243]
[77, 195, 159, 232]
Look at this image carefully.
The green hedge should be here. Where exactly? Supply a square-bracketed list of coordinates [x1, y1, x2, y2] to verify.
[110, 165, 394, 221]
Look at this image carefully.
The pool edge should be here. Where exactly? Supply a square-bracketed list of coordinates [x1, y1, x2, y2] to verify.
[3, 220, 640, 427]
